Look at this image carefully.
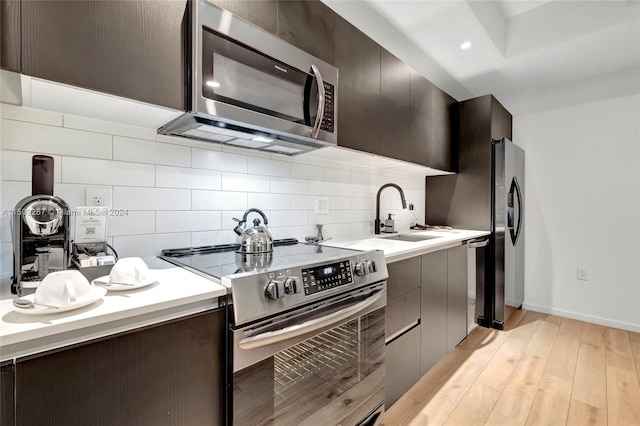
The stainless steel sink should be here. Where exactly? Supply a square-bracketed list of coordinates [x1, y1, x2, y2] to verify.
[376, 234, 442, 242]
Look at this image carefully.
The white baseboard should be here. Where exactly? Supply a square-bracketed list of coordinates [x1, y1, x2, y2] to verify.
[523, 302, 640, 333]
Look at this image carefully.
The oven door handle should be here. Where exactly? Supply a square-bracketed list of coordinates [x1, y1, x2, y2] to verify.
[238, 289, 384, 350]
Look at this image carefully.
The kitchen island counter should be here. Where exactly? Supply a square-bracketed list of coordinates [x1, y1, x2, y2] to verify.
[0, 257, 226, 361]
[323, 228, 490, 263]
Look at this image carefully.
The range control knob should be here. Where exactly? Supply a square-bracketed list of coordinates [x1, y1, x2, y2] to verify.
[265, 280, 285, 300]
[365, 260, 376, 273]
[354, 261, 367, 276]
[284, 277, 300, 294]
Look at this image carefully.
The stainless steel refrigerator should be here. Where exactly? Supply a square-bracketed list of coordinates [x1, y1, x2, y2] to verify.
[490, 138, 525, 329]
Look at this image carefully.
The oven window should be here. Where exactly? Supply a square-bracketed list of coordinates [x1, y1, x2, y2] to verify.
[233, 308, 385, 426]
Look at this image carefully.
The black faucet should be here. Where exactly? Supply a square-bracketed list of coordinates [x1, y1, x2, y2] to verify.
[375, 183, 407, 234]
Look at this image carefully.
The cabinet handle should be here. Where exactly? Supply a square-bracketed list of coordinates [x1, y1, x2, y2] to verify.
[309, 64, 325, 139]
[468, 239, 488, 248]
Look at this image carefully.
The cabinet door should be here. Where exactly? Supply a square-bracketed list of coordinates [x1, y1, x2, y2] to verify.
[380, 49, 411, 162]
[385, 325, 421, 408]
[334, 16, 381, 154]
[21, 0, 188, 110]
[277, 0, 335, 64]
[1, 360, 14, 426]
[432, 87, 457, 172]
[386, 288, 420, 339]
[410, 70, 435, 167]
[209, 0, 277, 34]
[15, 309, 225, 426]
[0, 0, 20, 72]
[410, 71, 457, 171]
[386, 256, 421, 300]
[420, 249, 447, 375]
[447, 244, 468, 352]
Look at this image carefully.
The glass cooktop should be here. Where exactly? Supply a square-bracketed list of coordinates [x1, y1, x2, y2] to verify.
[160, 239, 365, 281]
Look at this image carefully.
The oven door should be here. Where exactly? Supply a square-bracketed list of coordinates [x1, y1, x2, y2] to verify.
[230, 283, 386, 426]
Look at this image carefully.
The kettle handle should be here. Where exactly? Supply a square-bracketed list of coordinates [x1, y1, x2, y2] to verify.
[241, 208, 269, 226]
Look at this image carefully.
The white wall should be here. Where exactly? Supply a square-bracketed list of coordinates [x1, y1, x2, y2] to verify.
[0, 103, 428, 287]
[515, 93, 640, 332]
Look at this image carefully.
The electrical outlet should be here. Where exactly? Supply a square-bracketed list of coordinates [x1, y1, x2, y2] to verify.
[577, 267, 589, 281]
[314, 197, 330, 215]
[86, 188, 111, 207]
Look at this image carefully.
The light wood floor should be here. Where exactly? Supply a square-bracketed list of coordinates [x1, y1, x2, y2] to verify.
[381, 310, 640, 426]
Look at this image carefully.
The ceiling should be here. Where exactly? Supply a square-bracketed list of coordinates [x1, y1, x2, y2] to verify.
[324, 0, 640, 114]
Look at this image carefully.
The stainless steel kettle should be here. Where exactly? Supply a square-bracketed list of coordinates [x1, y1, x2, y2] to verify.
[233, 208, 273, 254]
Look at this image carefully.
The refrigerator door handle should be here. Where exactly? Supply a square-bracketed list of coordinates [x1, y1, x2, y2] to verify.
[507, 176, 523, 246]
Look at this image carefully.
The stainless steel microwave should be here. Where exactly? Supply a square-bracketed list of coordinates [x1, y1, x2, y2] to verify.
[158, 0, 338, 155]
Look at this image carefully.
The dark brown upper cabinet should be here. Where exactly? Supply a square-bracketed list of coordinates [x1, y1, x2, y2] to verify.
[209, 0, 277, 35]
[21, 0, 188, 110]
[277, 0, 335, 65]
[380, 48, 412, 163]
[410, 70, 457, 172]
[334, 15, 381, 154]
[0, 0, 20, 72]
[426, 94, 512, 230]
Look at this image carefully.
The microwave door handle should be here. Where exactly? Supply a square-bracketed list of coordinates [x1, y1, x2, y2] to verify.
[309, 64, 325, 138]
[238, 289, 384, 350]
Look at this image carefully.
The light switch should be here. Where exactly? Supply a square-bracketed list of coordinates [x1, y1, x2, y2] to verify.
[314, 197, 330, 215]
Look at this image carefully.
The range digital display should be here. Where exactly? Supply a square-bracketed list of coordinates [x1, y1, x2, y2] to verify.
[302, 261, 352, 296]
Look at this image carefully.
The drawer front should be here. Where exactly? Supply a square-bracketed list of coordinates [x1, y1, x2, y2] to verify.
[386, 288, 420, 339]
[387, 256, 421, 300]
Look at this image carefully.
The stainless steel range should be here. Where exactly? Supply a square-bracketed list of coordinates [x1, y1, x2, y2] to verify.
[161, 239, 388, 426]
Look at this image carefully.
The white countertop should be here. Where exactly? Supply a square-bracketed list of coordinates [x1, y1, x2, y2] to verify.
[322, 229, 491, 263]
[0, 257, 227, 361]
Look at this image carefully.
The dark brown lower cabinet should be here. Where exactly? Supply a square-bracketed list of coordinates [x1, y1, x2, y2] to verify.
[446, 244, 468, 352]
[385, 326, 420, 408]
[1, 360, 14, 426]
[420, 250, 448, 375]
[15, 308, 225, 426]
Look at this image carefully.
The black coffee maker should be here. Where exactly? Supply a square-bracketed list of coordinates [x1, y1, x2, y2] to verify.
[11, 155, 70, 295]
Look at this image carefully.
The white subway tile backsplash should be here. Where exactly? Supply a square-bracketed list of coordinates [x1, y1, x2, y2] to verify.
[0, 217, 11, 243]
[156, 211, 221, 233]
[114, 137, 191, 167]
[291, 163, 323, 181]
[192, 190, 247, 211]
[270, 177, 308, 195]
[0, 103, 432, 264]
[290, 195, 314, 210]
[2, 119, 112, 159]
[112, 232, 191, 257]
[248, 157, 291, 177]
[1, 151, 62, 182]
[247, 193, 290, 210]
[308, 210, 340, 225]
[222, 172, 270, 193]
[156, 166, 221, 190]
[55, 183, 97, 210]
[113, 187, 190, 210]
[63, 157, 155, 186]
[351, 172, 372, 186]
[1, 181, 30, 211]
[308, 181, 338, 196]
[192, 148, 248, 173]
[323, 168, 351, 184]
[191, 230, 234, 247]
[0, 242, 12, 277]
[339, 210, 362, 223]
[0, 104, 63, 126]
[108, 211, 156, 236]
[64, 115, 157, 141]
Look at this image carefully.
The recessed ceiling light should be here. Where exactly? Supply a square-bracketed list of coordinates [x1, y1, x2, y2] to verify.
[459, 41, 472, 50]
[206, 80, 221, 88]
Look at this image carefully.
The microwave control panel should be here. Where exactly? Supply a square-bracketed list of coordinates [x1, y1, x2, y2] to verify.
[320, 82, 335, 133]
[302, 260, 352, 296]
